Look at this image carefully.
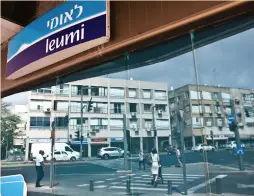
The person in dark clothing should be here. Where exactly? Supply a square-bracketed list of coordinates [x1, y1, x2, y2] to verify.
[35, 150, 45, 187]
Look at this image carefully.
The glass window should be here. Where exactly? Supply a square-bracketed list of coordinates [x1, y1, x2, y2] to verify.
[154, 90, 166, 100]
[54, 151, 61, 155]
[110, 88, 124, 97]
[143, 89, 151, 99]
[144, 104, 151, 112]
[128, 88, 137, 98]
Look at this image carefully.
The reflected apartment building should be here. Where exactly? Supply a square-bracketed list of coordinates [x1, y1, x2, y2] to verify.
[26, 77, 171, 158]
[169, 85, 254, 149]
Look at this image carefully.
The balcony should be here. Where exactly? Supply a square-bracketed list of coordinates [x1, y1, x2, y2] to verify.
[110, 125, 123, 130]
[110, 109, 125, 114]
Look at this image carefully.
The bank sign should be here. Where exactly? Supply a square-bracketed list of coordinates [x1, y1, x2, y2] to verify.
[6, 1, 110, 79]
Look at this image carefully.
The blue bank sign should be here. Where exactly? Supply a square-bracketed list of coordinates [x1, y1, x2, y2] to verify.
[6, 1, 110, 79]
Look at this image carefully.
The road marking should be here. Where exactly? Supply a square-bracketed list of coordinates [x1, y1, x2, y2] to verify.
[127, 174, 136, 176]
[125, 180, 184, 184]
[142, 174, 150, 177]
[163, 174, 205, 177]
[110, 182, 122, 185]
[95, 185, 107, 188]
[77, 184, 89, 187]
[110, 186, 167, 191]
[2, 168, 22, 171]
[118, 176, 126, 178]
[125, 182, 180, 187]
[141, 178, 194, 181]
[106, 178, 116, 181]
[134, 176, 142, 179]
[95, 181, 105, 184]
[56, 173, 115, 176]
[237, 184, 254, 188]
[56, 165, 87, 168]
[188, 175, 227, 193]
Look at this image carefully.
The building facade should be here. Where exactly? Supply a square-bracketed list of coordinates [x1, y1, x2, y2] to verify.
[25, 77, 171, 159]
[11, 105, 28, 148]
[169, 85, 254, 149]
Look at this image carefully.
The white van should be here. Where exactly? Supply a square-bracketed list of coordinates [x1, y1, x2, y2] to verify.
[31, 143, 80, 160]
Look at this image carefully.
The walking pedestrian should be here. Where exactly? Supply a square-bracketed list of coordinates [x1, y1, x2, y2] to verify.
[139, 151, 146, 170]
[176, 147, 183, 167]
[150, 148, 159, 187]
[35, 150, 45, 187]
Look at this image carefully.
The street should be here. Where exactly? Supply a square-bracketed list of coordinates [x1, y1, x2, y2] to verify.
[2, 149, 254, 195]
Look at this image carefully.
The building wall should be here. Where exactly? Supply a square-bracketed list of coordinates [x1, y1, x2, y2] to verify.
[26, 78, 171, 156]
[169, 84, 254, 148]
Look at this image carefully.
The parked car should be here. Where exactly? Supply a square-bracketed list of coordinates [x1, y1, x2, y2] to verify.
[97, 147, 129, 160]
[46, 151, 79, 161]
[225, 141, 245, 150]
[191, 144, 215, 152]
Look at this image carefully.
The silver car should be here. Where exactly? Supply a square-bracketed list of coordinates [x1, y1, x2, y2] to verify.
[97, 147, 129, 159]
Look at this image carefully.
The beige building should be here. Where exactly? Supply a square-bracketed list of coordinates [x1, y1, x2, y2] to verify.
[169, 84, 254, 148]
[11, 105, 28, 148]
[25, 77, 171, 159]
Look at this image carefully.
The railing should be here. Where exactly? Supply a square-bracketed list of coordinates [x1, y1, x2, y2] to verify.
[69, 125, 88, 131]
[110, 125, 123, 130]
[110, 109, 125, 114]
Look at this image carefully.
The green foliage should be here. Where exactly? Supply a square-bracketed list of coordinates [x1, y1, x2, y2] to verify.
[1, 102, 22, 158]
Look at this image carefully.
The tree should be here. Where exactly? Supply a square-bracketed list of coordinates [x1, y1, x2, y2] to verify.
[1, 102, 22, 159]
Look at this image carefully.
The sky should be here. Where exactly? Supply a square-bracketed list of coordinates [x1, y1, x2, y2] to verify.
[3, 28, 254, 106]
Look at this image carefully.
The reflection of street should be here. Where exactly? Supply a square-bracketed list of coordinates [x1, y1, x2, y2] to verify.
[2, 149, 254, 195]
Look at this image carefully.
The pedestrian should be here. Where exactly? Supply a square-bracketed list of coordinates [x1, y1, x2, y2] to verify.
[35, 150, 45, 187]
[139, 151, 146, 170]
[176, 147, 183, 167]
[150, 148, 159, 187]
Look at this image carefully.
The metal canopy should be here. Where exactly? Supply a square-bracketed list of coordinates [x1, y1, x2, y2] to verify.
[33, 16, 254, 89]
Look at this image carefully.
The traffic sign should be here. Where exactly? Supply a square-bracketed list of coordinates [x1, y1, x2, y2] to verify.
[227, 115, 235, 124]
[236, 147, 244, 155]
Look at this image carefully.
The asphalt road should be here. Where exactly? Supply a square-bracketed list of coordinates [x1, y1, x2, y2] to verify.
[1, 162, 116, 183]
[159, 149, 254, 170]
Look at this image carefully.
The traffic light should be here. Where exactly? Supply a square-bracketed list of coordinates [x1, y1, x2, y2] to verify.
[87, 97, 93, 112]
[64, 115, 69, 125]
[75, 130, 80, 140]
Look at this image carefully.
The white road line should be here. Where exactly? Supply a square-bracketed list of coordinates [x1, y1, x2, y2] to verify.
[77, 184, 89, 187]
[118, 176, 126, 178]
[110, 186, 167, 191]
[106, 178, 117, 181]
[127, 174, 136, 176]
[95, 181, 105, 184]
[163, 174, 205, 177]
[133, 178, 193, 182]
[188, 175, 227, 193]
[134, 176, 142, 179]
[95, 185, 107, 188]
[125, 180, 184, 184]
[110, 182, 122, 185]
[142, 174, 150, 177]
[124, 182, 180, 187]
[56, 165, 87, 168]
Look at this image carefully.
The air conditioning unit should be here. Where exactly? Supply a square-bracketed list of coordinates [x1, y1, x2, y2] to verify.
[206, 121, 212, 127]
[146, 128, 151, 132]
[131, 112, 136, 118]
[217, 111, 222, 115]
[44, 108, 51, 113]
[91, 128, 99, 132]
[158, 110, 162, 115]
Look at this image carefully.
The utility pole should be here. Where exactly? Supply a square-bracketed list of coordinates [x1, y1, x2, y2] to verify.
[177, 109, 187, 195]
[80, 87, 84, 159]
[230, 99, 244, 171]
[152, 105, 158, 151]
[123, 114, 128, 170]
[50, 120, 55, 188]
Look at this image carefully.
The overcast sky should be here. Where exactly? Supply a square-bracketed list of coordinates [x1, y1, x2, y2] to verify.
[3, 28, 254, 106]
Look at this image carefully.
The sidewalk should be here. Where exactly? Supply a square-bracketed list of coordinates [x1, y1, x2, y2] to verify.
[27, 184, 249, 196]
